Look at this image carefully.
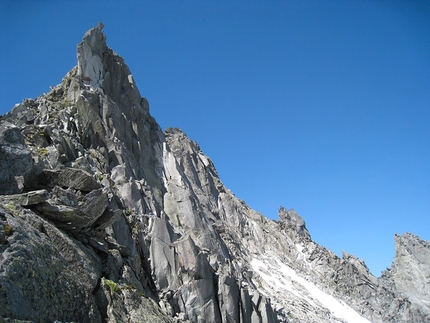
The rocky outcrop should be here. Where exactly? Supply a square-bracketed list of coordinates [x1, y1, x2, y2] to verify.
[379, 233, 430, 321]
[390, 233, 430, 305]
[0, 25, 429, 323]
[0, 122, 36, 194]
[278, 206, 310, 238]
[0, 205, 102, 322]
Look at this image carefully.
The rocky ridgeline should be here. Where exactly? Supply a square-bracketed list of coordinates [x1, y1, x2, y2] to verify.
[0, 25, 429, 323]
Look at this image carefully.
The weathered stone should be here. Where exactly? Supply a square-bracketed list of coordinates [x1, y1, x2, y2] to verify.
[110, 215, 136, 256]
[96, 278, 174, 323]
[32, 188, 108, 230]
[278, 206, 309, 239]
[77, 24, 106, 88]
[0, 207, 102, 322]
[0, 122, 35, 194]
[175, 235, 213, 281]
[79, 189, 109, 221]
[178, 279, 221, 323]
[218, 273, 240, 323]
[40, 168, 100, 191]
[93, 208, 122, 232]
[0, 189, 49, 207]
[150, 217, 178, 290]
[382, 233, 430, 315]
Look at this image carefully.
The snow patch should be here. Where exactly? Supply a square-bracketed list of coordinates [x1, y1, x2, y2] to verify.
[252, 256, 371, 323]
[295, 243, 313, 270]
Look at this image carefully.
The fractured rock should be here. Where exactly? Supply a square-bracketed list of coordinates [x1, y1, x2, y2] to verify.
[0, 122, 35, 194]
[40, 168, 101, 192]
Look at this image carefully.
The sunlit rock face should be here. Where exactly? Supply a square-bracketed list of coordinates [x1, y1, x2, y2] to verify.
[0, 25, 429, 323]
[77, 24, 106, 87]
[379, 233, 430, 319]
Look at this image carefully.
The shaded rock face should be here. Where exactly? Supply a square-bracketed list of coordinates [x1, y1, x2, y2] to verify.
[0, 122, 36, 194]
[0, 25, 429, 323]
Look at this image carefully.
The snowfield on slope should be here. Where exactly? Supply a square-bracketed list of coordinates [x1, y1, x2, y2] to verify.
[251, 256, 371, 323]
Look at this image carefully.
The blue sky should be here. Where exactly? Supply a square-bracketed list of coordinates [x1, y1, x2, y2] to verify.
[1, 1, 429, 276]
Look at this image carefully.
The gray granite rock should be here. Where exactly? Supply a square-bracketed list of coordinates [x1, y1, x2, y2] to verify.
[0, 122, 35, 194]
[0, 207, 102, 322]
[379, 233, 430, 321]
[40, 168, 101, 191]
[278, 206, 310, 239]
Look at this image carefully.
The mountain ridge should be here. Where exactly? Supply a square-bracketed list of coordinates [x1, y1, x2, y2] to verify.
[0, 24, 429, 323]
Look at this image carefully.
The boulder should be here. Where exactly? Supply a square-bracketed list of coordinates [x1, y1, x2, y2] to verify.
[40, 168, 100, 191]
[32, 187, 108, 230]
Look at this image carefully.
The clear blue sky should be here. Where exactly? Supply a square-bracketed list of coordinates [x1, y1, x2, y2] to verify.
[1, 1, 429, 276]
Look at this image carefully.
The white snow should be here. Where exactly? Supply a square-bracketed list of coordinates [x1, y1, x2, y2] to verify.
[295, 243, 312, 268]
[252, 256, 371, 323]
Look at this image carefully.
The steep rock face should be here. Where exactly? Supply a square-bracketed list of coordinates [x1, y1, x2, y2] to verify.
[160, 128, 279, 322]
[390, 233, 430, 304]
[0, 25, 429, 323]
[379, 233, 430, 321]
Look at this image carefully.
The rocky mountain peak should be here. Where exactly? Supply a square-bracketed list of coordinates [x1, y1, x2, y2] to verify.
[1, 25, 429, 323]
[77, 23, 107, 86]
[278, 206, 309, 238]
[72, 23, 143, 116]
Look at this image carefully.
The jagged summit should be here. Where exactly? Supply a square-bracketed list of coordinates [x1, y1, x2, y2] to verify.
[278, 206, 309, 238]
[77, 23, 107, 86]
[75, 24, 141, 105]
[1, 25, 429, 323]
